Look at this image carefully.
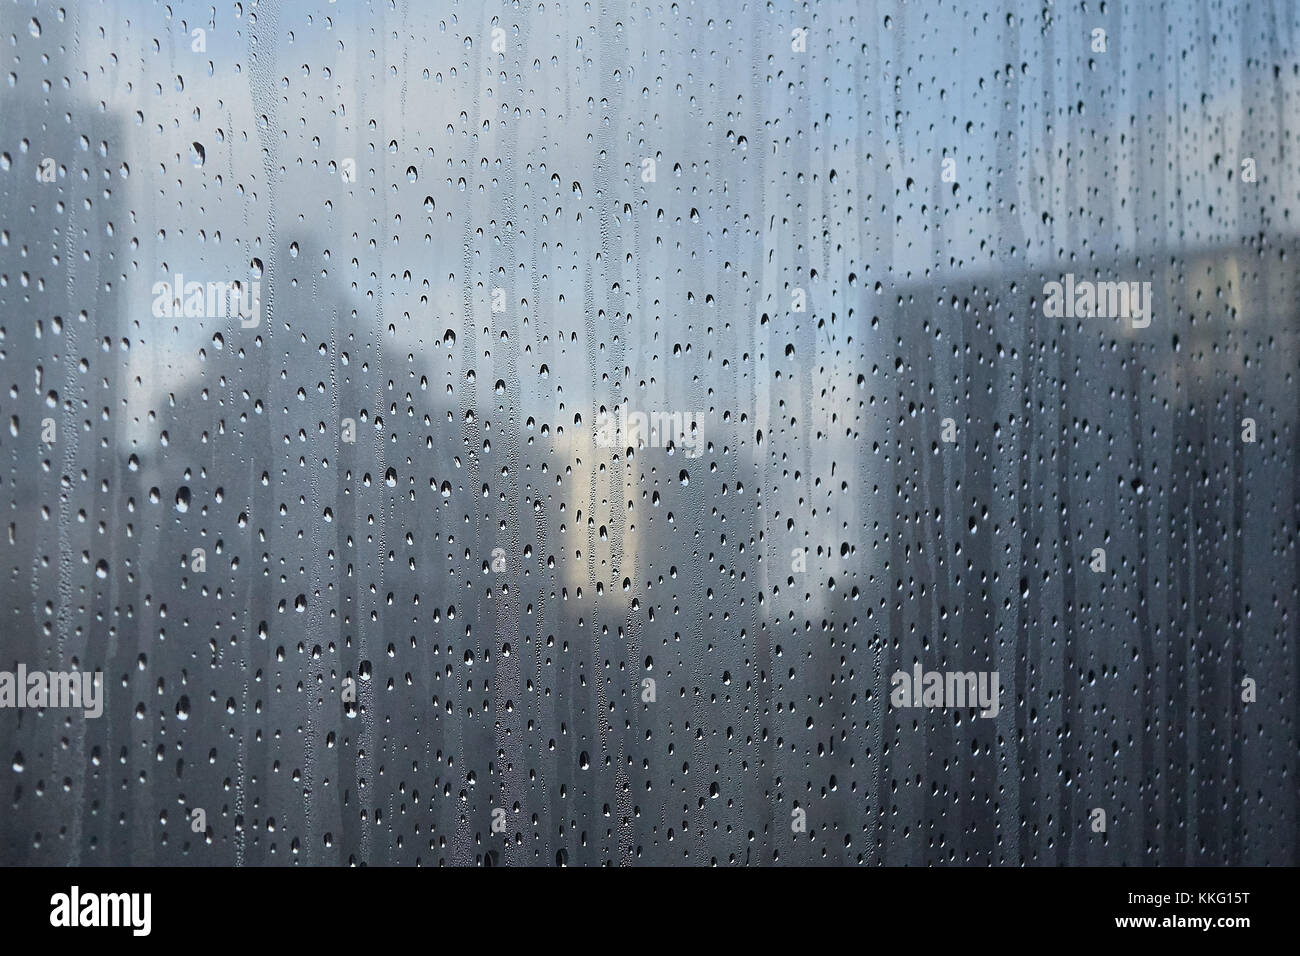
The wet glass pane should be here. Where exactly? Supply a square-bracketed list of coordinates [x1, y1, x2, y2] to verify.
[1, 1, 1296, 867]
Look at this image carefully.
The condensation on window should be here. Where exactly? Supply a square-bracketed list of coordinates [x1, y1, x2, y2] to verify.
[0, 2, 1296, 866]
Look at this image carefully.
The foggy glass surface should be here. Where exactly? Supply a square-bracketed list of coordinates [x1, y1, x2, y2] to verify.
[1, 1, 1296, 865]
